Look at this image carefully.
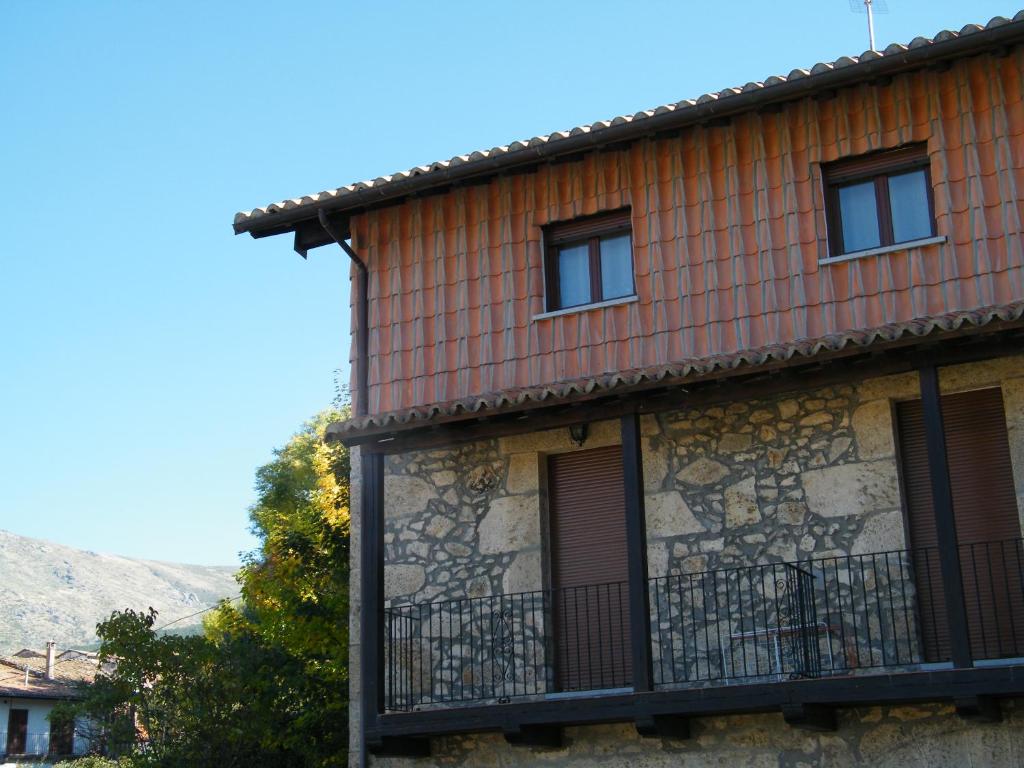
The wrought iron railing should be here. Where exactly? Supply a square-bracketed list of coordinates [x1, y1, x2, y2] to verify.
[0, 730, 75, 756]
[383, 581, 630, 711]
[381, 539, 1024, 712]
[384, 590, 550, 711]
[958, 538, 1024, 661]
[650, 562, 819, 685]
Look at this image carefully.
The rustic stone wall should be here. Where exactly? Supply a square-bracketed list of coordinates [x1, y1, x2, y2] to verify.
[379, 353, 1024, 608]
[350, 354, 1024, 766]
[641, 381, 900, 579]
[381, 420, 625, 606]
[370, 702, 1024, 768]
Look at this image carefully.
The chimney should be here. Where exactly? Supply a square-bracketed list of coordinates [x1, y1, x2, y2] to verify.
[46, 641, 56, 680]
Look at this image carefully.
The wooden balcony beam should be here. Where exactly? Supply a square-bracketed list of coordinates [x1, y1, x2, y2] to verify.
[368, 664, 1024, 745]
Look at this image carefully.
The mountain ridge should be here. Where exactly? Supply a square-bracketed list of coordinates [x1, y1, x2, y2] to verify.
[0, 529, 238, 653]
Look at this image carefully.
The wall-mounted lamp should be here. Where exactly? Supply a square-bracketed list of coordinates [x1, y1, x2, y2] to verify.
[568, 423, 589, 448]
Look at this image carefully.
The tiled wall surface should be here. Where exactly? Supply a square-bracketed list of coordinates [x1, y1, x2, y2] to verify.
[350, 51, 1024, 416]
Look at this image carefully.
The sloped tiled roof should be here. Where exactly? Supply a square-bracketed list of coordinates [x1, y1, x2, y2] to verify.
[328, 301, 1024, 439]
[0, 648, 98, 700]
[234, 12, 1024, 235]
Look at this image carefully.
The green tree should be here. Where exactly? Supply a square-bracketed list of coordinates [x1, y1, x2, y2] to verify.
[67, 409, 351, 767]
[216, 406, 351, 763]
[71, 607, 310, 767]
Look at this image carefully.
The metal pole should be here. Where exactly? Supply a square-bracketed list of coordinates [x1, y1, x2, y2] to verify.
[866, 0, 876, 51]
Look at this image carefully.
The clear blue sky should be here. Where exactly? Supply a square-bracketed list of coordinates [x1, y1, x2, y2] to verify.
[1, 1, 1013, 565]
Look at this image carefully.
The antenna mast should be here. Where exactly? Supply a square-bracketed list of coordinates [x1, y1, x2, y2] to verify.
[849, 0, 888, 52]
[865, 0, 876, 51]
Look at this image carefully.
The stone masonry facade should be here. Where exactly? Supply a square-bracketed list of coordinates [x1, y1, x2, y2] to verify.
[379, 355, 1024, 609]
[349, 354, 1024, 766]
[373, 702, 1024, 768]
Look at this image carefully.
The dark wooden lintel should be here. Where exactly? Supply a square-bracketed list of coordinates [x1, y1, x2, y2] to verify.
[636, 714, 691, 739]
[369, 665, 1024, 742]
[955, 695, 1002, 723]
[781, 703, 837, 732]
[370, 736, 432, 758]
[503, 724, 564, 749]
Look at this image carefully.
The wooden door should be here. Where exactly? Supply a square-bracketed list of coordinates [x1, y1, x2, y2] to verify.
[548, 446, 632, 691]
[896, 387, 1024, 662]
[49, 718, 75, 756]
[6, 709, 27, 754]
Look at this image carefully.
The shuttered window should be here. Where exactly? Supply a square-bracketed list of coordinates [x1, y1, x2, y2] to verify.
[543, 209, 635, 312]
[823, 144, 936, 258]
[896, 387, 1024, 662]
[548, 445, 632, 691]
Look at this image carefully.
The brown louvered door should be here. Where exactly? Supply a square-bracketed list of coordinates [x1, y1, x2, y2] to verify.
[6, 709, 27, 754]
[896, 387, 1024, 663]
[548, 446, 632, 691]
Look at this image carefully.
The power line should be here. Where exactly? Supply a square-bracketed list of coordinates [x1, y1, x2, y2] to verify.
[154, 595, 242, 632]
[0, 596, 243, 685]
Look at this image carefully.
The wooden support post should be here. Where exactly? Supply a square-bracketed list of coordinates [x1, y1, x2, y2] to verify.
[955, 695, 1002, 723]
[621, 413, 653, 693]
[503, 724, 564, 749]
[918, 366, 973, 669]
[360, 451, 386, 739]
[636, 714, 691, 739]
[781, 703, 837, 732]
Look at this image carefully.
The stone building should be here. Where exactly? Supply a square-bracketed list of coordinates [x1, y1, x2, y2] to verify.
[235, 12, 1024, 767]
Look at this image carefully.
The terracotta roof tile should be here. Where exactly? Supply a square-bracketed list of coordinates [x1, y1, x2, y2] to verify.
[0, 650, 98, 700]
[235, 13, 1024, 232]
[328, 300, 1024, 438]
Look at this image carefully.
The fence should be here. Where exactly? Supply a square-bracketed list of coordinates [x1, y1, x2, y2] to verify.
[381, 539, 1024, 711]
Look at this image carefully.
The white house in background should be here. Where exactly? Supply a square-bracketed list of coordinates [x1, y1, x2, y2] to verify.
[0, 643, 93, 765]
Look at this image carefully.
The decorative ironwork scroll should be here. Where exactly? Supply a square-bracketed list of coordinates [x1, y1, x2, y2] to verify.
[491, 606, 515, 685]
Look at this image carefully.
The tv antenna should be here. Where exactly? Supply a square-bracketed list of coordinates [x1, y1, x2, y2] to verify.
[850, 0, 888, 52]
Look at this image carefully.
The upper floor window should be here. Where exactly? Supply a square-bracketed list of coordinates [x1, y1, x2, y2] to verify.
[544, 208, 634, 312]
[823, 144, 936, 258]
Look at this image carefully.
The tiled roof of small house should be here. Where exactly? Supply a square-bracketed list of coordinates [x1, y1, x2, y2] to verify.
[234, 12, 1024, 235]
[0, 648, 98, 700]
[327, 300, 1024, 439]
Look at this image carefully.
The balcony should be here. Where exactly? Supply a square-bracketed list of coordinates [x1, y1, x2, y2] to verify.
[1, 730, 77, 759]
[381, 539, 1024, 714]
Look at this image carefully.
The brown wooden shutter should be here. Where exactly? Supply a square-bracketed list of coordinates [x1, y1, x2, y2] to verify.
[7, 709, 28, 754]
[896, 387, 1024, 662]
[49, 719, 75, 756]
[548, 446, 632, 691]
[545, 208, 632, 245]
[823, 144, 928, 184]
